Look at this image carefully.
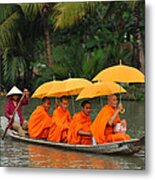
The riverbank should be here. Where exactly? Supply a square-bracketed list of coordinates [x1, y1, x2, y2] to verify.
[121, 84, 145, 101]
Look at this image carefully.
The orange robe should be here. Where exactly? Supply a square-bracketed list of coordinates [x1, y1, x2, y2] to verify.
[47, 106, 71, 142]
[91, 105, 130, 144]
[28, 105, 52, 139]
[68, 111, 92, 145]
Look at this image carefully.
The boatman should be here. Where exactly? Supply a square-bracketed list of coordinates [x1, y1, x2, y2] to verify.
[5, 86, 30, 137]
[91, 94, 130, 144]
[28, 97, 53, 139]
[68, 101, 92, 145]
[47, 96, 71, 143]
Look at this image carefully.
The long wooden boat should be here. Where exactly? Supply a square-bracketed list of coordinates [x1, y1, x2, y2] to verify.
[0, 116, 145, 155]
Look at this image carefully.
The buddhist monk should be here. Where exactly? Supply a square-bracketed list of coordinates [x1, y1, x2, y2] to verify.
[68, 101, 92, 145]
[47, 96, 71, 143]
[28, 97, 52, 139]
[91, 94, 130, 144]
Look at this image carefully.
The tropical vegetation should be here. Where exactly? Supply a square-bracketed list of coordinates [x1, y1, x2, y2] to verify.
[0, 1, 145, 100]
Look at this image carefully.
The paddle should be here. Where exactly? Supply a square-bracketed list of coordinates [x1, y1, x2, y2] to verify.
[2, 93, 25, 140]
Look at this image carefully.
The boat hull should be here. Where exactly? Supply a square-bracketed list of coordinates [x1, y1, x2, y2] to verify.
[1, 116, 145, 155]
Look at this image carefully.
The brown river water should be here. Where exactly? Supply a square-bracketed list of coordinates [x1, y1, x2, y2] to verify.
[0, 97, 145, 169]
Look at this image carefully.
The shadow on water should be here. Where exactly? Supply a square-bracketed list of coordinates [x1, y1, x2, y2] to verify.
[0, 97, 145, 169]
[27, 144, 145, 170]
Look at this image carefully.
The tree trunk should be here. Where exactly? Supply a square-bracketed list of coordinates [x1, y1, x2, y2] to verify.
[0, 57, 3, 92]
[42, 6, 54, 67]
[134, 2, 145, 73]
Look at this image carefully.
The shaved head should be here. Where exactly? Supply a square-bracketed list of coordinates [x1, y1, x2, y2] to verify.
[42, 97, 51, 111]
[107, 94, 118, 108]
[81, 101, 92, 116]
[60, 96, 69, 102]
[107, 94, 117, 101]
[42, 97, 51, 103]
[60, 96, 69, 110]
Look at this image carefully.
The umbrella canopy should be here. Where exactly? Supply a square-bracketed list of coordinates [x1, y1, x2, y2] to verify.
[47, 78, 92, 97]
[76, 82, 127, 101]
[31, 80, 63, 98]
[92, 60, 145, 83]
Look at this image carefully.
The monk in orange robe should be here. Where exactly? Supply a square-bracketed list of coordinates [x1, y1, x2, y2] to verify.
[47, 96, 71, 143]
[68, 101, 92, 145]
[91, 94, 130, 144]
[28, 97, 52, 139]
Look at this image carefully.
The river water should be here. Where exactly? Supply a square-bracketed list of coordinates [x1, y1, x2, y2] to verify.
[0, 97, 145, 169]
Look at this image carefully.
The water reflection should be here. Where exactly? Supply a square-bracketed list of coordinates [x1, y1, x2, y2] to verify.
[28, 144, 121, 169]
[0, 130, 145, 169]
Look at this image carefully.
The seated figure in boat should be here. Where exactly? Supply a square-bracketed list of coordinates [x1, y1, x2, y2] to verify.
[47, 96, 71, 143]
[68, 101, 92, 145]
[91, 94, 130, 144]
[5, 86, 30, 137]
[28, 97, 53, 139]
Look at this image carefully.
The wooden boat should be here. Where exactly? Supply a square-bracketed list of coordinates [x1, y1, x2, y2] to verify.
[0, 116, 145, 155]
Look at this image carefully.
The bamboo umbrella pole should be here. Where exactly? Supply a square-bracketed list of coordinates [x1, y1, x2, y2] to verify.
[68, 73, 76, 114]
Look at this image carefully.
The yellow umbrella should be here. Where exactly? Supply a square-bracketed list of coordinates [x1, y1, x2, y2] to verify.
[76, 82, 127, 101]
[92, 60, 145, 83]
[31, 80, 63, 98]
[45, 78, 92, 113]
[92, 60, 144, 113]
[47, 78, 92, 97]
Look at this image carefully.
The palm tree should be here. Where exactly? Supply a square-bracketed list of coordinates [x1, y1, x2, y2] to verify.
[53, 1, 145, 73]
[20, 3, 55, 67]
[0, 3, 55, 68]
[132, 1, 145, 73]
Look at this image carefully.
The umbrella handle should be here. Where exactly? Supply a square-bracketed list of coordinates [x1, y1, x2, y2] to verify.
[119, 95, 125, 114]
[120, 108, 125, 114]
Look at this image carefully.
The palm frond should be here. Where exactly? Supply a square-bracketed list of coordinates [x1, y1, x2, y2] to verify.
[82, 48, 105, 79]
[53, 2, 95, 30]
[127, 0, 138, 9]
[0, 4, 18, 22]
[0, 4, 21, 49]
[19, 3, 46, 20]
[2, 48, 27, 84]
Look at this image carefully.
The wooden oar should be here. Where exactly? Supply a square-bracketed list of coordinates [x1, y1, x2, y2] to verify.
[2, 93, 25, 140]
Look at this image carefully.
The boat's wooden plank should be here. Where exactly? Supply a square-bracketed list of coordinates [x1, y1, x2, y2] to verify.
[1, 116, 144, 155]
[7, 130, 144, 155]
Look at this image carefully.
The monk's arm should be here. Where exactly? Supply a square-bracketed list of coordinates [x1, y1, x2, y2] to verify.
[108, 104, 123, 126]
[78, 130, 92, 136]
[108, 109, 120, 126]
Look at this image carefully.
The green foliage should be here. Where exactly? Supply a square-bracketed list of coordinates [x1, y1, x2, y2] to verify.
[53, 39, 85, 77]
[0, 4, 21, 49]
[122, 84, 145, 101]
[82, 48, 105, 79]
[0, 1, 145, 100]
[53, 2, 95, 29]
[2, 48, 26, 86]
[19, 3, 46, 20]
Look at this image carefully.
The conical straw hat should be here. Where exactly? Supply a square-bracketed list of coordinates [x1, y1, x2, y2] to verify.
[6, 86, 23, 97]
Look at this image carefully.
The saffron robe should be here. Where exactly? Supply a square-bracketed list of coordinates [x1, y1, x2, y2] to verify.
[47, 106, 71, 142]
[68, 111, 92, 145]
[28, 106, 52, 138]
[91, 105, 130, 144]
